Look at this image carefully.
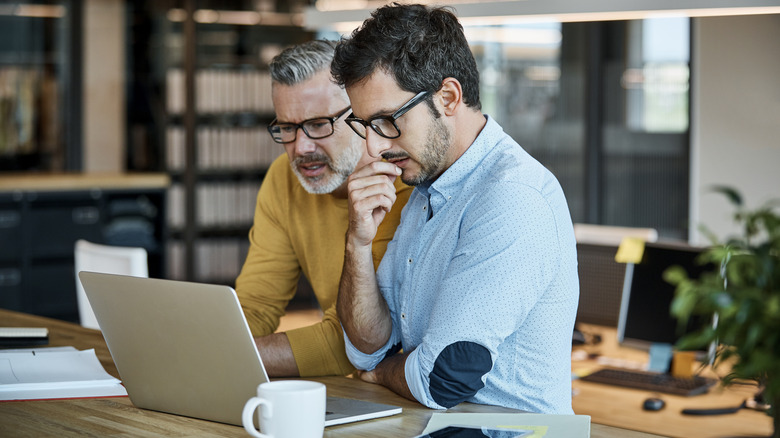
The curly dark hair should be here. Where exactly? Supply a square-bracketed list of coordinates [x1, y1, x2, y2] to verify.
[331, 3, 481, 110]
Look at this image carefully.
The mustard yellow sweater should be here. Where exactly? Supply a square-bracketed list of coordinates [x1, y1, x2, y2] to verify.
[236, 154, 412, 376]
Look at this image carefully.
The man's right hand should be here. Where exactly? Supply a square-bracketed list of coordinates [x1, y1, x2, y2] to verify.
[346, 161, 402, 248]
[339, 160, 399, 354]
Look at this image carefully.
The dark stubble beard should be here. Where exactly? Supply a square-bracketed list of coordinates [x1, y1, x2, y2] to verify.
[383, 117, 452, 186]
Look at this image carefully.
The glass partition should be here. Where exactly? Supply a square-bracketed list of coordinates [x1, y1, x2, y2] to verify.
[468, 18, 690, 239]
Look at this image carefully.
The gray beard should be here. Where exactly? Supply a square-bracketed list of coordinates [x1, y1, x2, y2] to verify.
[291, 140, 362, 194]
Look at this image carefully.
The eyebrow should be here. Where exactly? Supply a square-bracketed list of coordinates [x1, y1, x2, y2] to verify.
[358, 101, 405, 121]
[275, 107, 347, 125]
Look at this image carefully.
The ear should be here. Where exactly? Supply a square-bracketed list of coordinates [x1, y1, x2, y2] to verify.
[437, 77, 463, 117]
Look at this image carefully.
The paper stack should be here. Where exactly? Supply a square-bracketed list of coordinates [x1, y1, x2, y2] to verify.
[0, 346, 128, 401]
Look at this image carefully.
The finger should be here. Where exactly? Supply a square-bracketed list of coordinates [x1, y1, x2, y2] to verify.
[347, 173, 397, 193]
[350, 160, 401, 180]
[357, 369, 377, 384]
[352, 194, 395, 221]
[349, 182, 397, 207]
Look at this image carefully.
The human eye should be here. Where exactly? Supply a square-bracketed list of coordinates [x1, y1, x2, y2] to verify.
[305, 119, 333, 135]
[307, 119, 330, 129]
[371, 118, 398, 137]
[277, 124, 296, 134]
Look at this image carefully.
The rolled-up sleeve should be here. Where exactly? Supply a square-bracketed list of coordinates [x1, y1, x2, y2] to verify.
[342, 322, 401, 371]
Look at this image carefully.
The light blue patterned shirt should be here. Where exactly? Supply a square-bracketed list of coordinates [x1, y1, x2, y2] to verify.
[344, 116, 579, 414]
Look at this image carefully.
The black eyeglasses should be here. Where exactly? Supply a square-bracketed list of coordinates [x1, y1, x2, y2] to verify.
[345, 91, 431, 139]
[267, 106, 351, 144]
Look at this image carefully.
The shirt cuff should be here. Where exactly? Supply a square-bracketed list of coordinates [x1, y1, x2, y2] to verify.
[404, 347, 446, 409]
[341, 324, 397, 371]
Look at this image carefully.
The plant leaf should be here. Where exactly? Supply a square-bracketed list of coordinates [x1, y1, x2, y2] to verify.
[708, 185, 743, 207]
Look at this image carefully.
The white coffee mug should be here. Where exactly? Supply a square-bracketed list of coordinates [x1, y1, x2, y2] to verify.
[242, 380, 326, 438]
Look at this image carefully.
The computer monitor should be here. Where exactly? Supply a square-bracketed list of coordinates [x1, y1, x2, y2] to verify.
[575, 242, 628, 327]
[617, 241, 715, 351]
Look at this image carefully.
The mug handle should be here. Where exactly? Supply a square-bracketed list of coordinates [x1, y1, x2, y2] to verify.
[242, 397, 273, 438]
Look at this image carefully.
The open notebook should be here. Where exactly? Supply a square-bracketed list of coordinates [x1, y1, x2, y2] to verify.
[78, 271, 401, 427]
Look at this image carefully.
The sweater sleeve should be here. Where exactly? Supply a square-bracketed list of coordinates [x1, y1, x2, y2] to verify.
[237, 165, 412, 376]
[285, 304, 355, 376]
[236, 155, 301, 337]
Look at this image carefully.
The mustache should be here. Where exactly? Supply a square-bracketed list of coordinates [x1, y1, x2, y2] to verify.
[381, 151, 410, 161]
[293, 153, 330, 166]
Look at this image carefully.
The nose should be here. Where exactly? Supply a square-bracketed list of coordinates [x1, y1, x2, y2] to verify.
[365, 129, 391, 159]
[291, 127, 317, 156]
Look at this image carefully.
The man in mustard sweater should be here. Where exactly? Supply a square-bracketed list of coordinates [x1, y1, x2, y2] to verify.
[235, 40, 411, 377]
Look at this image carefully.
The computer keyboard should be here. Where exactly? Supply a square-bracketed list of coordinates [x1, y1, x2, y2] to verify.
[580, 368, 716, 396]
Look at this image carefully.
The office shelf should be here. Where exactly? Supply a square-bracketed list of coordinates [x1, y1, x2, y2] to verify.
[0, 174, 168, 322]
[126, 0, 312, 283]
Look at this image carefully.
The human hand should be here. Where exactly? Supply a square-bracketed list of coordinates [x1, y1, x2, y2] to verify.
[354, 368, 379, 384]
[346, 161, 401, 247]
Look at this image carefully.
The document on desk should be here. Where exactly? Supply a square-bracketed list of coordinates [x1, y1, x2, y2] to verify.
[0, 347, 128, 401]
[422, 412, 591, 438]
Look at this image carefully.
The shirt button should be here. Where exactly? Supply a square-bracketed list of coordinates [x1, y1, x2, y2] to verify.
[408, 258, 413, 264]
[401, 313, 406, 319]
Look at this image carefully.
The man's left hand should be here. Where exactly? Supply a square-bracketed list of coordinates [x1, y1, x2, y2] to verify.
[354, 368, 379, 384]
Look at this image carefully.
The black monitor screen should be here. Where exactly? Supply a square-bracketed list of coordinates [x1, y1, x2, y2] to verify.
[617, 242, 714, 351]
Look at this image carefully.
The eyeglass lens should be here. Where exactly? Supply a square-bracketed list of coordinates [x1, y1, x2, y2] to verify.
[347, 119, 399, 139]
[346, 91, 429, 140]
[270, 118, 333, 143]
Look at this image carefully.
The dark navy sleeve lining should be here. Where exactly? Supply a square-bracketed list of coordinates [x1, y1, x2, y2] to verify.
[428, 341, 492, 408]
[383, 342, 402, 361]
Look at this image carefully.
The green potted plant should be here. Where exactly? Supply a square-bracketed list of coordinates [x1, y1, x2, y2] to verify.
[665, 187, 780, 437]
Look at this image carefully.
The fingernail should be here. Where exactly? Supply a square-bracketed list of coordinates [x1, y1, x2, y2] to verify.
[395, 166, 402, 174]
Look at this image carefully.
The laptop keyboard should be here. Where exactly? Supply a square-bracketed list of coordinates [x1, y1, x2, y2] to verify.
[580, 368, 716, 396]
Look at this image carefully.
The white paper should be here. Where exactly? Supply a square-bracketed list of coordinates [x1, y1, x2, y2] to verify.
[0, 348, 128, 401]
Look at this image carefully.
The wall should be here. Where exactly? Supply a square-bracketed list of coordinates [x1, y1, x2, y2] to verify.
[82, 0, 125, 172]
[690, 14, 780, 245]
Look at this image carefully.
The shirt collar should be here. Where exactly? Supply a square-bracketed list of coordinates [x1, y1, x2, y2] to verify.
[427, 114, 500, 201]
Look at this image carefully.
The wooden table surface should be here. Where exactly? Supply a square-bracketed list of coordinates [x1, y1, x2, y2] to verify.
[0, 309, 664, 437]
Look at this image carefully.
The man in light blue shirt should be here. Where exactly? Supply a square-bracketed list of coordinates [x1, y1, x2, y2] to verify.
[332, 3, 579, 414]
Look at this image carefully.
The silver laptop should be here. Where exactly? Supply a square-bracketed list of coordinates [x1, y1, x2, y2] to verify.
[78, 271, 401, 427]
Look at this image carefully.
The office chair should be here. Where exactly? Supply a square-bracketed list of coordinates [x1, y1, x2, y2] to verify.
[74, 239, 148, 330]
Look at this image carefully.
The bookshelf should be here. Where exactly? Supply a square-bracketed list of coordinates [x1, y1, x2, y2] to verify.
[127, 1, 313, 285]
[0, 1, 82, 172]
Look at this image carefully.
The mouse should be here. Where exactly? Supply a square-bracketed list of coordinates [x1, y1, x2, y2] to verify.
[643, 397, 666, 411]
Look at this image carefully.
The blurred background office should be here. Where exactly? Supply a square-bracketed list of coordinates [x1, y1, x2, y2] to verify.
[0, 0, 778, 323]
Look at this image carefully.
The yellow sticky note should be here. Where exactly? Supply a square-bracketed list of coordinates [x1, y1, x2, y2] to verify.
[498, 425, 549, 437]
[615, 237, 645, 263]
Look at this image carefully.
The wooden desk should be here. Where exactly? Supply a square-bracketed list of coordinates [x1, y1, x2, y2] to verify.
[0, 309, 659, 438]
[572, 324, 773, 438]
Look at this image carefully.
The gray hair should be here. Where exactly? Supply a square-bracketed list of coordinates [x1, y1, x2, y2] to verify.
[269, 40, 337, 85]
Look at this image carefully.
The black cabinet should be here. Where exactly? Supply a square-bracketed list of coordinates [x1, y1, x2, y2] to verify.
[0, 174, 168, 322]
